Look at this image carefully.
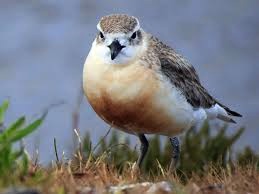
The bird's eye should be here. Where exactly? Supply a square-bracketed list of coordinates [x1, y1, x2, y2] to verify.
[131, 32, 137, 39]
[99, 32, 104, 39]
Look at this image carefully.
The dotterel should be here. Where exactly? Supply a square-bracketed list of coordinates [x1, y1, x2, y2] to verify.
[83, 14, 242, 169]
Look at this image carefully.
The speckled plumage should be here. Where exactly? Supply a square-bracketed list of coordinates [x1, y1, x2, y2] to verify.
[99, 14, 138, 33]
[141, 35, 241, 117]
[146, 36, 215, 109]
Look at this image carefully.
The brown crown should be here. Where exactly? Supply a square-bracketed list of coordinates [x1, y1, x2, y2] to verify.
[99, 14, 138, 34]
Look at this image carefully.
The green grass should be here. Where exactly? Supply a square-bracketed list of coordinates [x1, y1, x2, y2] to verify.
[0, 100, 46, 186]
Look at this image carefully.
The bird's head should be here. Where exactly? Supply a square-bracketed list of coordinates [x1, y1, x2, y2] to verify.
[92, 14, 146, 65]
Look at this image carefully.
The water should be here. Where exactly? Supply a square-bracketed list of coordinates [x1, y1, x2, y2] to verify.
[0, 0, 259, 163]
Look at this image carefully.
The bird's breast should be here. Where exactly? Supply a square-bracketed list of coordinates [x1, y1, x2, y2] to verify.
[83, 57, 193, 136]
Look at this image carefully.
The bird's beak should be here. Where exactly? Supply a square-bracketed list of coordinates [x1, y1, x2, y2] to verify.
[108, 40, 125, 60]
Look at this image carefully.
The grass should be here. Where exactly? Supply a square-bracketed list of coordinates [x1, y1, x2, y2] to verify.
[0, 100, 45, 185]
[0, 99, 259, 193]
[1, 156, 259, 193]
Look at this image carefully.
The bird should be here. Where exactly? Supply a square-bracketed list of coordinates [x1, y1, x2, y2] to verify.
[82, 14, 242, 169]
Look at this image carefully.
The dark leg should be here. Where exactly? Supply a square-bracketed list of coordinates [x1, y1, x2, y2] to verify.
[169, 136, 180, 170]
[136, 134, 149, 168]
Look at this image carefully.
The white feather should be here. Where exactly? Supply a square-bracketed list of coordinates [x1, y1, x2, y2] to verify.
[193, 108, 207, 124]
[205, 104, 228, 119]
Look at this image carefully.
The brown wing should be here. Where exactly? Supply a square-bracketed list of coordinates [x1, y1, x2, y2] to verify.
[152, 36, 242, 117]
[159, 57, 216, 109]
[150, 36, 216, 109]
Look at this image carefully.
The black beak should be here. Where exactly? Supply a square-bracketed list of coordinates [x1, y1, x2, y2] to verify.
[108, 40, 125, 60]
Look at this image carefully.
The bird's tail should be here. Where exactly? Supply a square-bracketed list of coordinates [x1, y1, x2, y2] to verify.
[216, 102, 242, 123]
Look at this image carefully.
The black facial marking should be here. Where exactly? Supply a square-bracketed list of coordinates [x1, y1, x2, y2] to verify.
[131, 31, 137, 39]
[129, 30, 142, 45]
[99, 31, 104, 39]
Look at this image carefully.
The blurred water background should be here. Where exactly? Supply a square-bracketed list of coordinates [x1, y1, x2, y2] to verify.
[0, 0, 258, 163]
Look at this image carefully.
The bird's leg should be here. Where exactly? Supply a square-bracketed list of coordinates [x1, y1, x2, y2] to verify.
[169, 136, 180, 170]
[136, 134, 149, 168]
